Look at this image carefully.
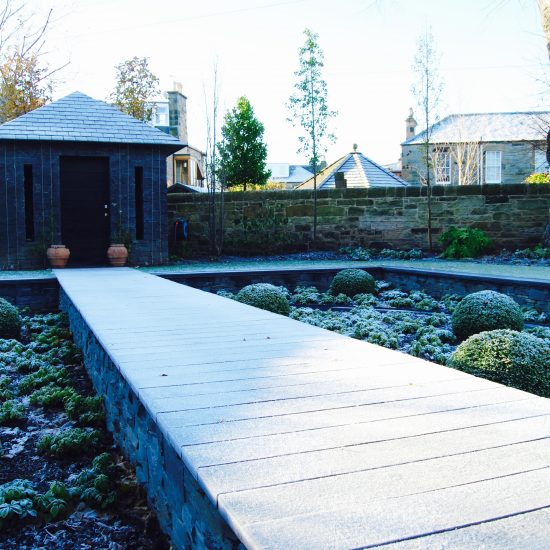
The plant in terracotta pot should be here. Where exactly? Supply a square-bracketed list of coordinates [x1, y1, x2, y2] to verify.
[46, 244, 70, 268]
[108, 209, 132, 267]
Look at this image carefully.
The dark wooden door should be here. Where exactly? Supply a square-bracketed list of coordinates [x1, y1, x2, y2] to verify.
[60, 156, 110, 264]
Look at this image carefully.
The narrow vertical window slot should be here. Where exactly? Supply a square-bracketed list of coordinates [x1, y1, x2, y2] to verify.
[24, 164, 34, 241]
[135, 166, 144, 240]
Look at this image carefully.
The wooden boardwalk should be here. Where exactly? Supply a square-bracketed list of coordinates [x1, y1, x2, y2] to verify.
[55, 268, 550, 549]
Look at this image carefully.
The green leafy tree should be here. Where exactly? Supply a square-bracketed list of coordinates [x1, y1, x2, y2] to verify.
[109, 56, 159, 122]
[217, 96, 270, 191]
[287, 28, 337, 242]
[0, 50, 51, 121]
[411, 27, 444, 251]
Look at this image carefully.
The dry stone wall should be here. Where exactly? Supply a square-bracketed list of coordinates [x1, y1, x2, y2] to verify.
[168, 184, 550, 253]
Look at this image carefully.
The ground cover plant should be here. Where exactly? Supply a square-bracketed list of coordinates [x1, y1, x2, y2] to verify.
[0, 308, 169, 549]
[219, 272, 549, 397]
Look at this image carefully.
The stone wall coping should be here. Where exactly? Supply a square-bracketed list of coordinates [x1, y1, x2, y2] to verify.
[167, 183, 550, 204]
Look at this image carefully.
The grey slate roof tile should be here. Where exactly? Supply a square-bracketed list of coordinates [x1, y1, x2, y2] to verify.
[297, 151, 409, 189]
[0, 91, 186, 147]
[403, 111, 550, 145]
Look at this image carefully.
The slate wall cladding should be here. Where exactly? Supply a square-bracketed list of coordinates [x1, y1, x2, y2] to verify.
[0, 140, 169, 269]
[168, 184, 550, 252]
[60, 290, 243, 550]
[401, 141, 542, 185]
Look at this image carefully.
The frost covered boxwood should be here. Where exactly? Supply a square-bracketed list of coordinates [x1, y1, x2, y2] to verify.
[329, 269, 375, 298]
[0, 298, 21, 340]
[236, 283, 290, 315]
[451, 290, 524, 340]
[448, 330, 550, 397]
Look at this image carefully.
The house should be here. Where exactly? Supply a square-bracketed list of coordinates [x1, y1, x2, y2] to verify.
[295, 146, 409, 189]
[152, 83, 206, 189]
[266, 163, 313, 189]
[401, 111, 550, 185]
[0, 92, 183, 269]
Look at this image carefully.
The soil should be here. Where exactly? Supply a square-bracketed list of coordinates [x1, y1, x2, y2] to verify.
[0, 319, 170, 550]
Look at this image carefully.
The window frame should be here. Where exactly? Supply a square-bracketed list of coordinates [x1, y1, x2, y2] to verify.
[434, 150, 452, 185]
[485, 150, 502, 184]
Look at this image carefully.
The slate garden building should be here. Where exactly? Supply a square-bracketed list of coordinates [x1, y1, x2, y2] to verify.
[0, 92, 184, 269]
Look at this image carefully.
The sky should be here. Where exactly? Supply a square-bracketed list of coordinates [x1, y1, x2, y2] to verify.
[26, 0, 550, 165]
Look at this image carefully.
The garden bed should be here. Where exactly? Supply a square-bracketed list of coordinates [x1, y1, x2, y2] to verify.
[218, 278, 550, 390]
[0, 310, 169, 549]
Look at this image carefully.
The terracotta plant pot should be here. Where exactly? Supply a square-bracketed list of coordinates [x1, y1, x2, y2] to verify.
[46, 245, 70, 268]
[107, 244, 128, 267]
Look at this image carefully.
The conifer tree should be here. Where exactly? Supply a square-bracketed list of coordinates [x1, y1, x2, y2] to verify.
[217, 96, 270, 191]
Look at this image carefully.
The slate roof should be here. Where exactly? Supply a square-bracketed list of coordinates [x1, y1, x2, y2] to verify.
[0, 91, 186, 147]
[267, 163, 313, 184]
[403, 112, 550, 145]
[296, 151, 409, 189]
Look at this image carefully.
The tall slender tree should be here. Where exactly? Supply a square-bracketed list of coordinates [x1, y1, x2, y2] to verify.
[411, 26, 444, 251]
[217, 96, 270, 191]
[110, 57, 159, 122]
[288, 28, 336, 242]
[204, 61, 225, 256]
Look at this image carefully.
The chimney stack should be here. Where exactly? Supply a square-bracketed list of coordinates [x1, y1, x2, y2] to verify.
[406, 108, 417, 140]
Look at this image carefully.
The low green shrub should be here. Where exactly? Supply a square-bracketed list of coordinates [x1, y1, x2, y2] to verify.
[451, 290, 524, 340]
[0, 375, 14, 402]
[448, 330, 550, 397]
[29, 384, 77, 408]
[0, 399, 25, 425]
[64, 394, 105, 426]
[0, 479, 37, 525]
[0, 298, 21, 340]
[37, 428, 102, 457]
[35, 481, 70, 521]
[330, 269, 375, 297]
[19, 365, 69, 394]
[68, 453, 116, 509]
[290, 286, 322, 306]
[439, 226, 492, 259]
[236, 283, 290, 315]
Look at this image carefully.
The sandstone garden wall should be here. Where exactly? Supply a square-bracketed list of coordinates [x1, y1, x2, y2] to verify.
[167, 183, 550, 256]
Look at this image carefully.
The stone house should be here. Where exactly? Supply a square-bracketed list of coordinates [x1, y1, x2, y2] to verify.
[0, 92, 183, 269]
[401, 111, 550, 185]
[152, 83, 206, 189]
[266, 163, 313, 189]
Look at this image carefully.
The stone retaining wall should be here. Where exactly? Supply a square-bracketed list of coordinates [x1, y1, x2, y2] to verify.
[0, 278, 58, 312]
[161, 267, 550, 315]
[168, 184, 550, 254]
[60, 290, 242, 550]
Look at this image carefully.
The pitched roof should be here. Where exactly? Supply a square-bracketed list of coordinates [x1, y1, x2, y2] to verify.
[267, 163, 313, 184]
[0, 91, 186, 147]
[296, 151, 409, 189]
[403, 111, 550, 145]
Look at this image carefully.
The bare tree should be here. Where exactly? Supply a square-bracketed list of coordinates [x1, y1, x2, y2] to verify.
[411, 26, 444, 250]
[0, 2, 66, 121]
[204, 62, 224, 256]
[430, 115, 485, 186]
